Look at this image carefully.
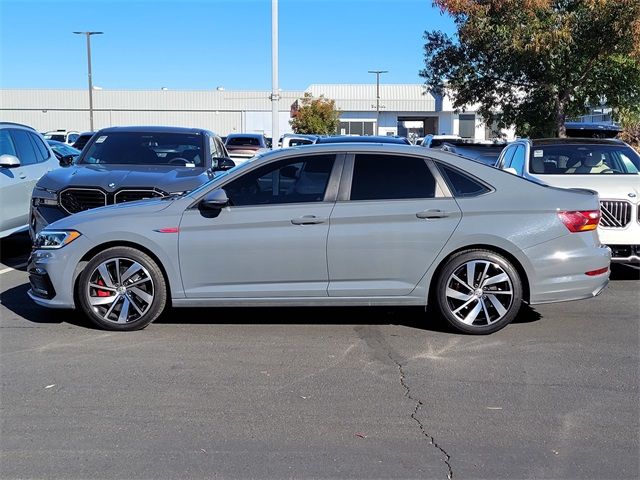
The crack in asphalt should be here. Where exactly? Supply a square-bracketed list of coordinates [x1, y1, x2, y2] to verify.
[389, 352, 454, 480]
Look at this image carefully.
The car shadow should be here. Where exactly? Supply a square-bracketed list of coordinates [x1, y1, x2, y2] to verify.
[0, 282, 96, 329]
[0, 231, 31, 270]
[610, 264, 640, 281]
[5, 281, 544, 334]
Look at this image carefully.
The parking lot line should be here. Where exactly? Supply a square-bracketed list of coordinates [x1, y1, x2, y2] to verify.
[0, 262, 27, 275]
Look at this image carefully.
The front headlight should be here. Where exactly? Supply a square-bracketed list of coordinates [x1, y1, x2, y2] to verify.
[33, 230, 81, 249]
[32, 186, 58, 206]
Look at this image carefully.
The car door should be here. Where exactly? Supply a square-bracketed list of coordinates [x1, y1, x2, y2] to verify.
[0, 129, 40, 231]
[327, 153, 462, 297]
[178, 153, 342, 298]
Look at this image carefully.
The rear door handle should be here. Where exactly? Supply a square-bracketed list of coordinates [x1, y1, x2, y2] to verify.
[416, 209, 448, 219]
[18, 173, 27, 179]
[291, 215, 326, 225]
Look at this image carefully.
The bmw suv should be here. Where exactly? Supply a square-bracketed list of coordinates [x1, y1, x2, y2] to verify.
[30, 126, 233, 237]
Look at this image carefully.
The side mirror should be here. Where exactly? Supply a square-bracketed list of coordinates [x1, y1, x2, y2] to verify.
[212, 157, 236, 171]
[59, 154, 75, 167]
[503, 167, 518, 175]
[200, 189, 229, 210]
[0, 154, 21, 168]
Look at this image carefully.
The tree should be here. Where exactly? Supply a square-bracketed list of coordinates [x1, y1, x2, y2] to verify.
[617, 106, 640, 152]
[420, 0, 640, 137]
[290, 93, 340, 135]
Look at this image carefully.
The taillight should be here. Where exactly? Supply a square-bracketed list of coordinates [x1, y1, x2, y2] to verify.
[558, 210, 600, 232]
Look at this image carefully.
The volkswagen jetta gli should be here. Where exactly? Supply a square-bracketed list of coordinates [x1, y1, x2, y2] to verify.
[28, 144, 610, 334]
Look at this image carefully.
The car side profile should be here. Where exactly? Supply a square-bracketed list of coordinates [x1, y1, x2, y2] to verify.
[28, 143, 610, 334]
[496, 138, 640, 263]
[0, 123, 61, 238]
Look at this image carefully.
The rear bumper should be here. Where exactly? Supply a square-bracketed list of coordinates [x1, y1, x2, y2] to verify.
[525, 234, 611, 305]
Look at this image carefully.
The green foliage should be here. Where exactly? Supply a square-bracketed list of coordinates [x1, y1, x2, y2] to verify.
[289, 93, 340, 135]
[421, 0, 640, 137]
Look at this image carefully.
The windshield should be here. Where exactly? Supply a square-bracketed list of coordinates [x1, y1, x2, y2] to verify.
[49, 143, 80, 157]
[80, 132, 205, 166]
[529, 144, 640, 174]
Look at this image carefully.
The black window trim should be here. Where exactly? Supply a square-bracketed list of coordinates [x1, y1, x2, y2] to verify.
[434, 160, 495, 198]
[188, 152, 345, 209]
[338, 152, 445, 202]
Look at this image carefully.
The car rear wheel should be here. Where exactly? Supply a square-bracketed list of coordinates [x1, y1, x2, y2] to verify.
[77, 247, 167, 331]
[435, 250, 522, 334]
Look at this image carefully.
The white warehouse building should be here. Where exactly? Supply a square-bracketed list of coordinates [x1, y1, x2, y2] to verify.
[0, 84, 500, 140]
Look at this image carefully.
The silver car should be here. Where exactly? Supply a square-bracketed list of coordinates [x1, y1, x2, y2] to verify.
[0, 123, 61, 238]
[28, 144, 611, 334]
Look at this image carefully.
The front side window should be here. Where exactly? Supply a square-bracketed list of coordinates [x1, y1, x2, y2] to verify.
[0, 130, 17, 157]
[68, 133, 79, 143]
[81, 132, 204, 167]
[350, 154, 436, 200]
[529, 144, 640, 174]
[224, 154, 335, 206]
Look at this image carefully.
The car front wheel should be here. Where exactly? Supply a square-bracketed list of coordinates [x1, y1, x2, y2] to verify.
[77, 246, 167, 331]
[435, 249, 523, 334]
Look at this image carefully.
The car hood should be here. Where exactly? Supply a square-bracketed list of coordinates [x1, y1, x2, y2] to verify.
[47, 196, 177, 231]
[533, 174, 640, 201]
[37, 164, 212, 193]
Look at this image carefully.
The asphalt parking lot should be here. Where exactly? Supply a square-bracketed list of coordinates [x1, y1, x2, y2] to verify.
[1, 232, 638, 480]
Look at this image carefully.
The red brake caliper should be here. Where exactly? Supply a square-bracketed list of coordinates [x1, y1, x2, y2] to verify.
[96, 278, 112, 297]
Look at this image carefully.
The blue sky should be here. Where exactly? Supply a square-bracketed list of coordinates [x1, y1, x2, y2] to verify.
[0, 0, 456, 91]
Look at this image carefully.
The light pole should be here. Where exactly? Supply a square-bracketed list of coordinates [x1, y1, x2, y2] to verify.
[368, 70, 388, 135]
[270, 0, 279, 149]
[73, 31, 103, 131]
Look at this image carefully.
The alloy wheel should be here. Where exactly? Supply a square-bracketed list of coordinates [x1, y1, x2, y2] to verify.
[86, 257, 155, 325]
[444, 260, 514, 326]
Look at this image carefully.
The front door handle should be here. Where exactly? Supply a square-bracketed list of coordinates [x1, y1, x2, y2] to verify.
[416, 209, 448, 219]
[18, 173, 27, 179]
[291, 215, 326, 225]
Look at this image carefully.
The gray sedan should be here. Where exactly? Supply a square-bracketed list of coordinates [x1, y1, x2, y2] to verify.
[27, 144, 610, 334]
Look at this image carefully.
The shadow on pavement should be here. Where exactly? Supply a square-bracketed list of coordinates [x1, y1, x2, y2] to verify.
[1, 282, 95, 329]
[610, 263, 640, 281]
[0, 231, 31, 270]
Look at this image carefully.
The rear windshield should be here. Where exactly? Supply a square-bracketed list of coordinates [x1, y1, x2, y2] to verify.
[44, 134, 65, 142]
[226, 137, 262, 147]
[529, 144, 640, 175]
[80, 132, 204, 166]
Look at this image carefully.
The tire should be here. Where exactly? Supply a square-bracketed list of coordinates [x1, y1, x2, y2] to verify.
[77, 246, 167, 331]
[435, 249, 523, 334]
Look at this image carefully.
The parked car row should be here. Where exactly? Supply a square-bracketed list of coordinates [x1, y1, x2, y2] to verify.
[2, 121, 634, 334]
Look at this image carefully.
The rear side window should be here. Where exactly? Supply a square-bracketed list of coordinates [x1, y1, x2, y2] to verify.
[9, 129, 38, 166]
[351, 154, 436, 200]
[437, 164, 491, 197]
[29, 133, 51, 162]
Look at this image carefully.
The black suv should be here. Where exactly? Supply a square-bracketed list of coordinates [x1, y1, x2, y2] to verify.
[30, 126, 233, 236]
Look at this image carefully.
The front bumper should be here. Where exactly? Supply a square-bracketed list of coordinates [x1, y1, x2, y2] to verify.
[27, 235, 92, 309]
[605, 244, 640, 264]
[30, 204, 68, 240]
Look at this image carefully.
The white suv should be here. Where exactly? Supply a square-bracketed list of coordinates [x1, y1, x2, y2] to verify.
[43, 130, 80, 145]
[0, 123, 61, 238]
[496, 138, 640, 263]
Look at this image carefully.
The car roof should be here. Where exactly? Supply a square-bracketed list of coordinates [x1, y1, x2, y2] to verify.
[226, 132, 265, 138]
[96, 126, 212, 135]
[0, 122, 36, 131]
[315, 135, 410, 144]
[530, 137, 625, 146]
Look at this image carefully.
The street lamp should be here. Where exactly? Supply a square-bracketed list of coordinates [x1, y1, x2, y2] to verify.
[368, 70, 388, 135]
[270, 0, 279, 149]
[73, 31, 103, 131]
